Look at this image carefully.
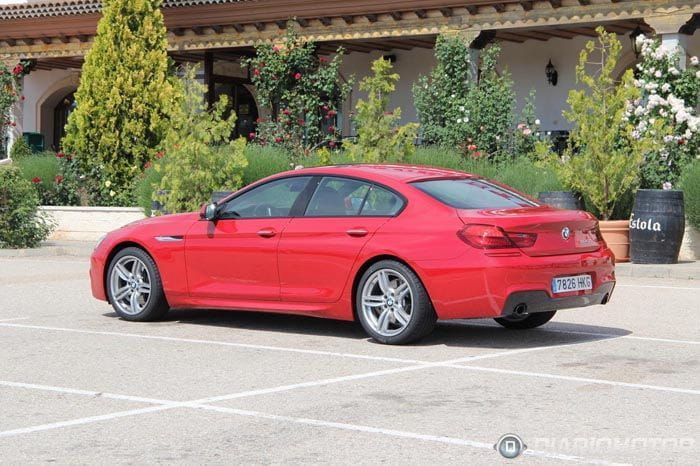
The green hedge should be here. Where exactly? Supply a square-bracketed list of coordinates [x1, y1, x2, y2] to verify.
[0, 165, 55, 248]
[680, 160, 700, 230]
[136, 145, 566, 214]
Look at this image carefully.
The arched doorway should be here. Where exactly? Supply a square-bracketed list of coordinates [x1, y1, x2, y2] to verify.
[213, 82, 259, 139]
[53, 91, 76, 150]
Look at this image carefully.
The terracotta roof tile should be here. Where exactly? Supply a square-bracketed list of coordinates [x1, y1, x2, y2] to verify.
[0, 0, 245, 20]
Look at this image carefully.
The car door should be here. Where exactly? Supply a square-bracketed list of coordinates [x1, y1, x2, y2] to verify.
[185, 176, 313, 301]
[278, 176, 405, 303]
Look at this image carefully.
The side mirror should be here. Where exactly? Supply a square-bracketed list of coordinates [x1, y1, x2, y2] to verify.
[200, 203, 218, 221]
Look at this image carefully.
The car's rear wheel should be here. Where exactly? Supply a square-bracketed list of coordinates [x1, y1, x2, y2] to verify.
[494, 311, 556, 329]
[356, 260, 436, 344]
[106, 247, 169, 321]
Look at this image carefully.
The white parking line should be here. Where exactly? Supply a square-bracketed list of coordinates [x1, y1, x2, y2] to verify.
[0, 379, 627, 465]
[0, 317, 28, 322]
[0, 405, 171, 438]
[0, 380, 175, 405]
[0, 322, 425, 365]
[200, 404, 628, 466]
[446, 364, 700, 395]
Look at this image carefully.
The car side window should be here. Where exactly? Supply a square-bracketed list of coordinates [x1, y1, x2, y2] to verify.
[360, 186, 403, 216]
[219, 176, 312, 219]
[304, 177, 371, 217]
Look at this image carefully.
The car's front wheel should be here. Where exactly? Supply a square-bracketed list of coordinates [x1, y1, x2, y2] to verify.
[106, 247, 169, 321]
[356, 260, 436, 345]
[494, 311, 556, 329]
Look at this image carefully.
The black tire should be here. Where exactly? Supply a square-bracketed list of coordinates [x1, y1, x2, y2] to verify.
[355, 260, 436, 345]
[494, 311, 557, 329]
[106, 246, 169, 321]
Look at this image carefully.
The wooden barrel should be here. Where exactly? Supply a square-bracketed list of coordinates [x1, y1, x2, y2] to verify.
[537, 191, 584, 210]
[630, 189, 685, 264]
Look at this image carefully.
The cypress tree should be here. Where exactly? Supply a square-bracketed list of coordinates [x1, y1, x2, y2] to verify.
[63, 0, 178, 205]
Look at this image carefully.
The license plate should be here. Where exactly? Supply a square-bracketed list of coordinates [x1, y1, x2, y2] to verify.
[552, 274, 592, 293]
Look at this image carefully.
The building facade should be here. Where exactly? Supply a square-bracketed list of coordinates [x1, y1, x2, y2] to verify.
[1, 0, 699, 156]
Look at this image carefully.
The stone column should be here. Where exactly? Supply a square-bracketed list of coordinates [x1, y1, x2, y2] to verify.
[645, 13, 694, 70]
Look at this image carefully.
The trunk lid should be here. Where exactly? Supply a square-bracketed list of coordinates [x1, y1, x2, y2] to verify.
[457, 206, 602, 257]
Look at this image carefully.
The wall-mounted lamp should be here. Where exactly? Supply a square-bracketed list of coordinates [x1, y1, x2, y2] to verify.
[545, 59, 558, 86]
[629, 26, 644, 58]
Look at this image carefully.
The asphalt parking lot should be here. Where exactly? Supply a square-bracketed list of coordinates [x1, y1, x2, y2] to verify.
[0, 255, 698, 465]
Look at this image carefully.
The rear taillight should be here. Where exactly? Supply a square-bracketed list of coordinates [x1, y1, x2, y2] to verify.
[458, 224, 537, 249]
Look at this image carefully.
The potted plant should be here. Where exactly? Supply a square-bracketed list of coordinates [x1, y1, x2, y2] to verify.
[545, 28, 657, 262]
[625, 36, 700, 263]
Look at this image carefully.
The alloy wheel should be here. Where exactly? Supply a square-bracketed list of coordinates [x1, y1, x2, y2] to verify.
[109, 255, 152, 316]
[360, 268, 413, 337]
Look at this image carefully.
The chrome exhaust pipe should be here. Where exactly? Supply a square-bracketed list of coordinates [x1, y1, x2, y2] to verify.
[513, 303, 528, 316]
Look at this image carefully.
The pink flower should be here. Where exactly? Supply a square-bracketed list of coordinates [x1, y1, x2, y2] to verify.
[522, 128, 532, 136]
[328, 125, 335, 133]
[253, 68, 261, 76]
[248, 132, 256, 140]
[273, 46, 280, 53]
[467, 144, 477, 151]
[56, 152, 65, 158]
[12, 63, 23, 76]
[55, 175, 63, 183]
[517, 123, 526, 130]
[294, 72, 302, 80]
[155, 151, 165, 159]
[31, 177, 41, 184]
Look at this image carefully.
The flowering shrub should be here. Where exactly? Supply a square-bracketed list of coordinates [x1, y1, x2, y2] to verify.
[0, 165, 55, 248]
[244, 27, 352, 163]
[344, 58, 417, 163]
[627, 36, 700, 189]
[414, 35, 538, 162]
[1, 61, 31, 153]
[16, 151, 82, 206]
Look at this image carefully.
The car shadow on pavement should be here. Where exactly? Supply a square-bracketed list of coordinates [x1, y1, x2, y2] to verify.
[103, 308, 632, 350]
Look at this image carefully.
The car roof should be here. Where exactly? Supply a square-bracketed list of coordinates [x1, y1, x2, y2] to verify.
[287, 164, 474, 184]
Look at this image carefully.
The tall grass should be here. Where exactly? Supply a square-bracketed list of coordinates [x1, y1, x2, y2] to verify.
[15, 153, 59, 191]
[495, 158, 564, 197]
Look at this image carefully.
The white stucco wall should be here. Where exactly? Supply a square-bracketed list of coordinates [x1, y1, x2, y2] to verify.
[15, 31, 700, 144]
[339, 32, 700, 132]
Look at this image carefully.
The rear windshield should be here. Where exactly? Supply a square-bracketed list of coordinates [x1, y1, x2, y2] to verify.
[412, 178, 537, 209]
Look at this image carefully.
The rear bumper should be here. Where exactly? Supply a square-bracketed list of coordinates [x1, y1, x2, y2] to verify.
[500, 281, 615, 317]
[413, 247, 616, 320]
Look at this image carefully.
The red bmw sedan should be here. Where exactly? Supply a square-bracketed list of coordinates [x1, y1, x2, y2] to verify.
[90, 164, 615, 344]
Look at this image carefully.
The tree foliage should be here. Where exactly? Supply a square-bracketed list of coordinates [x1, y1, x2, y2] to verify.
[414, 35, 536, 161]
[62, 0, 179, 205]
[553, 28, 656, 220]
[155, 66, 248, 213]
[244, 27, 352, 163]
[345, 58, 417, 163]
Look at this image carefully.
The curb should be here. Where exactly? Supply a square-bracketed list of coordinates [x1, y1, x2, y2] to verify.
[615, 262, 699, 281]
[0, 242, 94, 258]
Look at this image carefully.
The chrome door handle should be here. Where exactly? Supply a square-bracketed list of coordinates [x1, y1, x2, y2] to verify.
[346, 228, 368, 237]
[257, 228, 277, 238]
